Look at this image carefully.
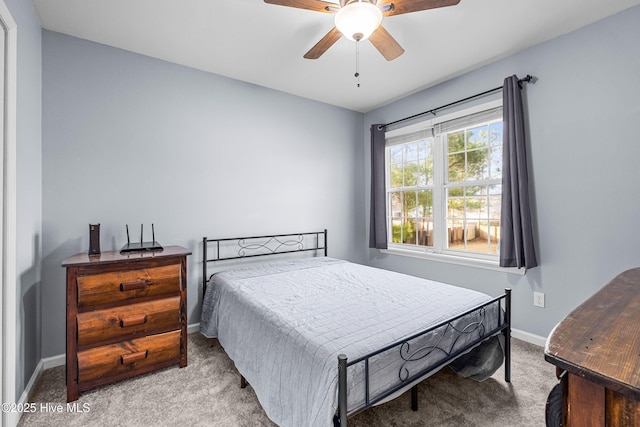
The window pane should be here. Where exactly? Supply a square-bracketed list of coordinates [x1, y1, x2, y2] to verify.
[390, 192, 402, 218]
[402, 219, 416, 244]
[389, 146, 403, 188]
[447, 188, 464, 218]
[403, 191, 416, 217]
[466, 220, 489, 254]
[448, 152, 465, 182]
[418, 140, 433, 186]
[489, 146, 502, 180]
[418, 163, 429, 186]
[390, 145, 403, 164]
[391, 217, 402, 243]
[403, 162, 419, 187]
[465, 185, 484, 196]
[417, 218, 433, 247]
[447, 219, 464, 250]
[417, 190, 432, 217]
[490, 122, 503, 146]
[466, 148, 489, 181]
[489, 195, 501, 219]
[390, 163, 403, 188]
[404, 143, 418, 162]
[448, 186, 464, 197]
[446, 185, 497, 255]
[448, 131, 465, 153]
[488, 220, 500, 254]
[467, 125, 489, 149]
[466, 196, 487, 219]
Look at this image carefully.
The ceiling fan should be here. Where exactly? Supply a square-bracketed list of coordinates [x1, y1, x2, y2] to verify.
[264, 0, 461, 61]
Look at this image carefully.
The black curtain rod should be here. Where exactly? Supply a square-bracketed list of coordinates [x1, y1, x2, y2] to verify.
[381, 74, 534, 129]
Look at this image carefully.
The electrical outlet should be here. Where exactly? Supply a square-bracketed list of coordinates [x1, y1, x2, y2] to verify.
[534, 291, 545, 308]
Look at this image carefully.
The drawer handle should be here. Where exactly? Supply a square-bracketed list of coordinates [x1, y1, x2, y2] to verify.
[120, 279, 150, 292]
[120, 350, 148, 365]
[119, 314, 147, 328]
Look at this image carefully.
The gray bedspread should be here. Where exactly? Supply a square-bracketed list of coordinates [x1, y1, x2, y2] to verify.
[200, 257, 503, 427]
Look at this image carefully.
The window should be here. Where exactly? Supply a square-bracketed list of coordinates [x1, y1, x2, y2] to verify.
[385, 101, 503, 262]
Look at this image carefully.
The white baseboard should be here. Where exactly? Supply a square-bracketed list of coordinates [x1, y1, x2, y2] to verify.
[17, 359, 44, 402]
[8, 358, 46, 427]
[42, 352, 65, 370]
[187, 322, 200, 334]
[511, 328, 547, 347]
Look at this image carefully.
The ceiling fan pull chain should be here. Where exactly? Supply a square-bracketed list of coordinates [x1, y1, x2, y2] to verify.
[355, 40, 361, 88]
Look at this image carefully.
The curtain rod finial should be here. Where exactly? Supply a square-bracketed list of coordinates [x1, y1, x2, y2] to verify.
[521, 74, 536, 84]
[517, 74, 536, 89]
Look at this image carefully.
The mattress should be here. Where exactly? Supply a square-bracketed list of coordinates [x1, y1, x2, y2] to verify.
[200, 257, 503, 427]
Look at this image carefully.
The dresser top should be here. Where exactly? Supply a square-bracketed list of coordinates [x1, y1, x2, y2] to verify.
[62, 245, 191, 267]
[545, 267, 640, 395]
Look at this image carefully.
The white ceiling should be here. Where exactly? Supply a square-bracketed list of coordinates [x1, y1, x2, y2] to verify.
[32, 0, 640, 112]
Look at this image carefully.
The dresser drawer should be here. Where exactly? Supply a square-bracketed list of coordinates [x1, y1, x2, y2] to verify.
[77, 330, 181, 384]
[77, 296, 180, 348]
[77, 264, 180, 308]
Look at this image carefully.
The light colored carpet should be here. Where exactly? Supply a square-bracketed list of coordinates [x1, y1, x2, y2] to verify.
[18, 333, 556, 426]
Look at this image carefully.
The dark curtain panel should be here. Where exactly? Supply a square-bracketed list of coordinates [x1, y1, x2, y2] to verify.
[369, 124, 388, 249]
[500, 75, 538, 268]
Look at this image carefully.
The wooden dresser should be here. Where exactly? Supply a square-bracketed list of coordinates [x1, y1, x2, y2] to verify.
[545, 268, 640, 426]
[62, 246, 191, 402]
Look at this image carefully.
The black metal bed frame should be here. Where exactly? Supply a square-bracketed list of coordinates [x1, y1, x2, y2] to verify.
[201, 230, 511, 427]
[336, 292, 511, 426]
[202, 229, 327, 293]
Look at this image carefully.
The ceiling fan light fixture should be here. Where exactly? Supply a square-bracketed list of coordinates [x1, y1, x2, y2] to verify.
[334, 1, 382, 42]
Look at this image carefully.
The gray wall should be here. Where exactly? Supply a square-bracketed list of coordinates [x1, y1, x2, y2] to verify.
[6, 0, 42, 400]
[41, 31, 364, 358]
[362, 6, 640, 338]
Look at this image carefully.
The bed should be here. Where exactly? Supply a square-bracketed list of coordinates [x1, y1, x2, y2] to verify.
[200, 230, 511, 426]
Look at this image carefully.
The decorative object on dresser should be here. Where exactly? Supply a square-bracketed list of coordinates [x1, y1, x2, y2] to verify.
[62, 245, 191, 402]
[120, 223, 163, 253]
[88, 224, 101, 255]
[544, 268, 640, 427]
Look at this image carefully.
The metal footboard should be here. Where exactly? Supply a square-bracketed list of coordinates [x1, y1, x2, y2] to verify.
[335, 288, 511, 426]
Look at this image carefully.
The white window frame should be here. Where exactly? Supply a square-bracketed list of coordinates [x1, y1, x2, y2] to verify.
[382, 99, 523, 274]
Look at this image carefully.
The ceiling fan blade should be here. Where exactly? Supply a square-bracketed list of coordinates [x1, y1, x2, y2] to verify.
[381, 0, 460, 16]
[264, 0, 335, 13]
[304, 27, 342, 59]
[369, 25, 404, 61]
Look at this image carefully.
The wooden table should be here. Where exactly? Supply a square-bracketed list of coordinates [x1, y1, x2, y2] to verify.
[544, 268, 640, 426]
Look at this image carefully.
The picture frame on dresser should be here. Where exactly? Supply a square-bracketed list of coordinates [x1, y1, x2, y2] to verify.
[62, 245, 191, 402]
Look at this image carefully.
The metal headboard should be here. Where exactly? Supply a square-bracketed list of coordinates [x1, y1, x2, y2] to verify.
[202, 229, 327, 293]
